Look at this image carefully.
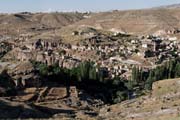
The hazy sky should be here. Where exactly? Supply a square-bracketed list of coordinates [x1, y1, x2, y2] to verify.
[0, 0, 180, 13]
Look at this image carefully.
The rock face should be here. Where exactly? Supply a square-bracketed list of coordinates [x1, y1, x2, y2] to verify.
[9, 61, 41, 88]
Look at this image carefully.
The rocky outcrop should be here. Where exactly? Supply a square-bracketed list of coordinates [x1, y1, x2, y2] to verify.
[9, 61, 41, 88]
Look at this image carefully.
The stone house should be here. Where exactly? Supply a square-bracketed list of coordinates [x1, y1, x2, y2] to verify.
[141, 40, 152, 49]
[25, 38, 62, 50]
[17, 50, 33, 61]
[62, 57, 81, 69]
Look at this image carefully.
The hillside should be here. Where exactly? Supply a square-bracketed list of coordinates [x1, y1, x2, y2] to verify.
[99, 78, 180, 120]
[0, 12, 85, 35]
[74, 8, 180, 35]
[157, 4, 180, 9]
[30, 7, 180, 44]
[1, 7, 180, 37]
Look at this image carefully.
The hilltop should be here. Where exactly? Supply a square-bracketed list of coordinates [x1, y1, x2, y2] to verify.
[156, 3, 180, 9]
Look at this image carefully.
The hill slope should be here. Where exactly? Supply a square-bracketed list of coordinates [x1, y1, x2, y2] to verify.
[99, 78, 180, 120]
[157, 3, 180, 9]
[75, 8, 180, 35]
[1, 7, 180, 36]
[0, 12, 85, 35]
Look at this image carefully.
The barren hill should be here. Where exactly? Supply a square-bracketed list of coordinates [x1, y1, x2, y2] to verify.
[0, 12, 85, 35]
[74, 8, 180, 35]
[1, 7, 180, 36]
[31, 12, 85, 28]
[30, 7, 180, 44]
[0, 12, 84, 27]
[156, 3, 180, 9]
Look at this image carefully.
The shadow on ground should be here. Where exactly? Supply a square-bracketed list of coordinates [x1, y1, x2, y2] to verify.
[0, 98, 75, 119]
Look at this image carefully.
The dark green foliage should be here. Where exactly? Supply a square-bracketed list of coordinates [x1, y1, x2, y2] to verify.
[31, 58, 180, 104]
[175, 62, 180, 77]
[69, 61, 128, 103]
[38, 63, 49, 76]
[145, 58, 180, 90]
[113, 91, 127, 103]
[111, 77, 128, 103]
[31, 61, 128, 104]
[131, 66, 139, 84]
[31, 61, 47, 76]
[145, 70, 155, 90]
[70, 61, 103, 82]
[131, 66, 147, 88]
[131, 58, 180, 90]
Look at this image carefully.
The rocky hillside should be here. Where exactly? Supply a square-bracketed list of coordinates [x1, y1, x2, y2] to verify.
[99, 78, 180, 120]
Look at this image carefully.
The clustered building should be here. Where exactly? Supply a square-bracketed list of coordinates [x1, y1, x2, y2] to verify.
[2, 30, 180, 80]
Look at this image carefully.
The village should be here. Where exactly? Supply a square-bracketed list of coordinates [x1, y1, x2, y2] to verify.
[0, 27, 179, 84]
[1, 2, 180, 119]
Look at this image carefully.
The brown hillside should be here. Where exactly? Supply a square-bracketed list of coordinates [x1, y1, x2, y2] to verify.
[75, 8, 180, 35]
[0, 12, 85, 35]
[99, 78, 180, 120]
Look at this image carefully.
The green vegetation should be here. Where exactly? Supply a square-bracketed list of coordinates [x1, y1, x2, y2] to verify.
[32, 61, 128, 103]
[31, 57, 180, 104]
[131, 58, 180, 91]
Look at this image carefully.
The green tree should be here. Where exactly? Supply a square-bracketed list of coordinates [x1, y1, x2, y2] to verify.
[89, 67, 97, 80]
[175, 62, 180, 78]
[113, 91, 127, 103]
[38, 63, 49, 76]
[168, 60, 175, 78]
[145, 71, 154, 90]
[131, 66, 140, 84]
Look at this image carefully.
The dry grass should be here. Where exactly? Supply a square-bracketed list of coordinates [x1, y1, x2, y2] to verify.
[152, 78, 180, 97]
[75, 8, 180, 35]
[101, 78, 180, 120]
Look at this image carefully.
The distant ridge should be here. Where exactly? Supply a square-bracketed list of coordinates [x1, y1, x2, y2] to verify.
[155, 3, 180, 9]
[73, 7, 180, 35]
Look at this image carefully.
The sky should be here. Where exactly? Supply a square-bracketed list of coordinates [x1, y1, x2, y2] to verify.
[0, 0, 180, 13]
